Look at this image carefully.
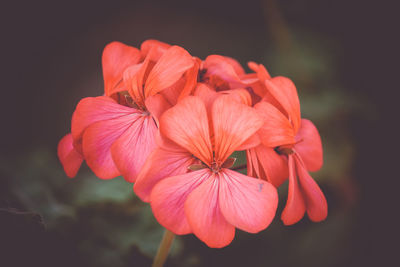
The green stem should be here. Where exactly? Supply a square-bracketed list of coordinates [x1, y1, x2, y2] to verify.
[152, 229, 175, 267]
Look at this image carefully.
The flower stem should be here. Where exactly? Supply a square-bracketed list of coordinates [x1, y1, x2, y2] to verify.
[152, 229, 175, 267]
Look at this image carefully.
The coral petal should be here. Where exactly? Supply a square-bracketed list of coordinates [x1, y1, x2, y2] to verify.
[140, 39, 171, 61]
[82, 113, 140, 179]
[185, 176, 235, 248]
[144, 94, 171, 127]
[295, 154, 328, 222]
[220, 88, 252, 106]
[102, 42, 141, 96]
[212, 95, 264, 163]
[145, 46, 194, 97]
[160, 96, 213, 164]
[219, 169, 278, 233]
[57, 133, 83, 178]
[254, 145, 289, 187]
[295, 119, 323, 172]
[150, 169, 210, 235]
[71, 96, 133, 143]
[281, 155, 306, 225]
[111, 116, 157, 183]
[134, 141, 194, 202]
[255, 101, 295, 147]
[264, 77, 301, 132]
[236, 133, 261, 150]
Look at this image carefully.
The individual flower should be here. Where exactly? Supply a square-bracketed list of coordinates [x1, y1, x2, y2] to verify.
[58, 41, 196, 181]
[134, 95, 278, 248]
[247, 73, 327, 225]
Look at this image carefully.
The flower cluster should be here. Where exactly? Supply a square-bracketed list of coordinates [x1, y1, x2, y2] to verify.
[58, 40, 327, 248]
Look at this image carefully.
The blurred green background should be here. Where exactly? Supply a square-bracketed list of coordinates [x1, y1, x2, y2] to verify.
[1, 0, 396, 266]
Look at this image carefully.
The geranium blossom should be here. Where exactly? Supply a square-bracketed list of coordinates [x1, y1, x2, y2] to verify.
[134, 95, 278, 248]
[246, 70, 327, 225]
[58, 40, 329, 254]
[58, 41, 196, 181]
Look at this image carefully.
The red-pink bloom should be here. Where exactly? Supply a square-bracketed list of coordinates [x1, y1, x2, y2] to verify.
[247, 74, 327, 225]
[58, 41, 196, 181]
[134, 95, 278, 248]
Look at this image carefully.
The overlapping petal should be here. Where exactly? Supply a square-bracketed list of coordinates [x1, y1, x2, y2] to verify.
[82, 113, 140, 179]
[145, 46, 194, 97]
[102, 42, 141, 96]
[212, 95, 264, 163]
[57, 133, 83, 178]
[150, 169, 211, 235]
[218, 169, 278, 233]
[264, 77, 301, 132]
[295, 154, 327, 222]
[140, 39, 171, 61]
[281, 155, 306, 225]
[281, 154, 327, 225]
[160, 96, 213, 164]
[71, 96, 133, 144]
[185, 175, 235, 248]
[253, 145, 288, 187]
[255, 101, 295, 147]
[111, 116, 157, 183]
[295, 119, 323, 172]
[134, 140, 194, 202]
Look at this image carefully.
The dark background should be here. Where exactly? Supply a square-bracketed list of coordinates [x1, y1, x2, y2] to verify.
[0, 0, 397, 266]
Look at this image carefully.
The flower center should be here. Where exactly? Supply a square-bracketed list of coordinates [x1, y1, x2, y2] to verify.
[210, 161, 221, 173]
[187, 157, 236, 173]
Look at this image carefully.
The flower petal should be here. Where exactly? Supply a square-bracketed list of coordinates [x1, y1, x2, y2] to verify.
[185, 175, 235, 248]
[159, 75, 186, 106]
[264, 77, 301, 132]
[218, 169, 278, 233]
[295, 119, 323, 172]
[248, 62, 271, 81]
[134, 143, 194, 202]
[203, 55, 242, 84]
[71, 96, 133, 145]
[177, 59, 200, 101]
[255, 101, 295, 147]
[102, 42, 141, 96]
[150, 169, 211, 235]
[236, 133, 261, 150]
[254, 145, 288, 187]
[82, 113, 140, 179]
[193, 83, 219, 113]
[212, 95, 264, 163]
[160, 96, 213, 165]
[281, 155, 306, 225]
[127, 53, 154, 108]
[246, 148, 260, 178]
[140, 39, 171, 61]
[220, 88, 252, 106]
[145, 46, 194, 97]
[57, 133, 84, 178]
[295, 154, 328, 222]
[144, 94, 171, 127]
[111, 116, 157, 183]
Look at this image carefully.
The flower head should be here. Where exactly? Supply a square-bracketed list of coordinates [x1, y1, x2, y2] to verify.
[134, 95, 278, 247]
[246, 71, 327, 225]
[58, 41, 196, 182]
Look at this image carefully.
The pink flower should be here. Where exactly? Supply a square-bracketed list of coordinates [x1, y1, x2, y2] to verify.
[134, 95, 278, 248]
[58, 41, 195, 181]
[247, 73, 327, 225]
